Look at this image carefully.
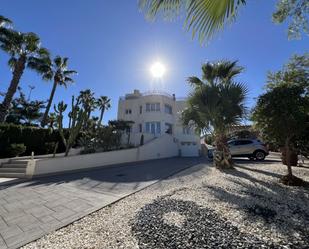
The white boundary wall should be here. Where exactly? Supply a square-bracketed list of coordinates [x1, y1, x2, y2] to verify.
[31, 134, 179, 177]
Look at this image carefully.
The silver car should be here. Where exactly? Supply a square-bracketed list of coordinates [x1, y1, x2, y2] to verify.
[208, 139, 269, 161]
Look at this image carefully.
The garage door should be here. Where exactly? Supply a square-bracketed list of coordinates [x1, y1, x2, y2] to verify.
[180, 142, 199, 157]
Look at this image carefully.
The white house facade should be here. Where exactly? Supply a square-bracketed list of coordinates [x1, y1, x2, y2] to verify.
[117, 90, 201, 157]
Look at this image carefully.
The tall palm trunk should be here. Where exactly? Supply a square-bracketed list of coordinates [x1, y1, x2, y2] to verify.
[98, 107, 105, 126]
[0, 55, 26, 122]
[214, 134, 233, 169]
[41, 79, 58, 127]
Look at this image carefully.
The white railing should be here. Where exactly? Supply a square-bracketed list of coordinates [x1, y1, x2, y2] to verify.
[120, 90, 187, 101]
[142, 90, 173, 98]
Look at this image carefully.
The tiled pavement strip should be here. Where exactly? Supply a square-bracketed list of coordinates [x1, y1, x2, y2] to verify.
[0, 157, 203, 249]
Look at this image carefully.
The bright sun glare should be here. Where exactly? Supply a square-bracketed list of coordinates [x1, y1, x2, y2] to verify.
[150, 62, 166, 78]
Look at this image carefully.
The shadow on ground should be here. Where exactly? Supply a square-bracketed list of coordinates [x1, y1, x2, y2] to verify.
[202, 164, 309, 246]
[131, 197, 278, 249]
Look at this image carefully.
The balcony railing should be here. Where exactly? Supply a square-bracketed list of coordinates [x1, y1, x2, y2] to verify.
[120, 90, 187, 101]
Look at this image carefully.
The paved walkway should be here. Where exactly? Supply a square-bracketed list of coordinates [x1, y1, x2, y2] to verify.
[0, 157, 203, 249]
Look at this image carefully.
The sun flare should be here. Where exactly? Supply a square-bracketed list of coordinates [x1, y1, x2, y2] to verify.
[150, 62, 166, 78]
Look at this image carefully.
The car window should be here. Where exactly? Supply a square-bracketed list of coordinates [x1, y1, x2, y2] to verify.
[234, 140, 253, 145]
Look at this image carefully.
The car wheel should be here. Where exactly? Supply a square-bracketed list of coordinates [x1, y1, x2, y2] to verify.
[254, 150, 266, 161]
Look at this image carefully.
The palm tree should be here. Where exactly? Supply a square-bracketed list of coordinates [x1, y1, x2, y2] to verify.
[182, 60, 248, 169]
[0, 15, 12, 28]
[139, 0, 246, 43]
[40, 56, 77, 127]
[96, 96, 111, 126]
[0, 30, 49, 122]
[47, 112, 57, 130]
[78, 89, 96, 120]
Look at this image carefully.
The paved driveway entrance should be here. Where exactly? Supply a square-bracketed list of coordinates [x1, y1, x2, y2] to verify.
[0, 157, 203, 249]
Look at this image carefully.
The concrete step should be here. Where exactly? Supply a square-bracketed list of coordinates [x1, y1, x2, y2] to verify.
[1, 163, 27, 168]
[0, 168, 26, 173]
[0, 172, 27, 178]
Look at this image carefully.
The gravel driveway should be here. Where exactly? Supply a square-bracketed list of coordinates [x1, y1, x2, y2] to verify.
[23, 157, 309, 249]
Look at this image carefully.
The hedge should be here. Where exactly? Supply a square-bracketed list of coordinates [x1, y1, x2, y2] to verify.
[0, 124, 66, 158]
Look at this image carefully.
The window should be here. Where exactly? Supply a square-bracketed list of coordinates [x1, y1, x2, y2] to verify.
[155, 103, 160, 111]
[234, 140, 253, 146]
[139, 106, 142, 114]
[165, 123, 172, 134]
[183, 127, 190, 135]
[164, 104, 172, 114]
[125, 109, 132, 114]
[139, 124, 142, 133]
[181, 142, 191, 146]
[145, 122, 161, 134]
[146, 103, 160, 112]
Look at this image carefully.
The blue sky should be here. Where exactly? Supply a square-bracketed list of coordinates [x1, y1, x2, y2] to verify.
[1, 0, 308, 124]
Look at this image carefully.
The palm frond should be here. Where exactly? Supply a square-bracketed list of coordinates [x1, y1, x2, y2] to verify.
[63, 77, 74, 83]
[23, 32, 40, 53]
[27, 56, 51, 76]
[216, 60, 244, 81]
[201, 60, 243, 84]
[0, 15, 13, 27]
[62, 57, 69, 67]
[139, 0, 183, 20]
[37, 47, 50, 58]
[187, 76, 204, 87]
[186, 0, 245, 42]
[7, 57, 17, 69]
[64, 70, 77, 76]
[139, 0, 246, 43]
[54, 56, 62, 68]
[0, 29, 22, 56]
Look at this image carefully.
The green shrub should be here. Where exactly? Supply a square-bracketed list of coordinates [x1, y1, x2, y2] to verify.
[44, 142, 57, 154]
[6, 143, 26, 157]
[0, 123, 66, 158]
[80, 147, 96, 154]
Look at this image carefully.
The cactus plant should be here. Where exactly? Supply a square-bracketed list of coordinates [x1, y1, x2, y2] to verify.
[54, 97, 88, 156]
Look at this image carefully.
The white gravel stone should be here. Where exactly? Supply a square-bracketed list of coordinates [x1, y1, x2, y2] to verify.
[23, 158, 309, 249]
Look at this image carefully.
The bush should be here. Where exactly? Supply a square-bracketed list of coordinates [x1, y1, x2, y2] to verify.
[80, 147, 96, 154]
[0, 123, 66, 158]
[44, 142, 57, 154]
[6, 143, 26, 157]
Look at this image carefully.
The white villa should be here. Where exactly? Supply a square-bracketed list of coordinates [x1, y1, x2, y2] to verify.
[117, 90, 201, 157]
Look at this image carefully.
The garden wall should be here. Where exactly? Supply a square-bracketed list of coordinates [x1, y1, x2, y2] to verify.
[30, 134, 180, 177]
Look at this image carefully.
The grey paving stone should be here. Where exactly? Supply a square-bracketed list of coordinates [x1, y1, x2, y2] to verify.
[0, 206, 8, 215]
[51, 206, 77, 221]
[2, 212, 25, 224]
[38, 215, 58, 224]
[0, 237, 6, 249]
[6, 214, 38, 228]
[25, 206, 54, 219]
[6, 227, 44, 248]
[0, 225, 23, 240]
